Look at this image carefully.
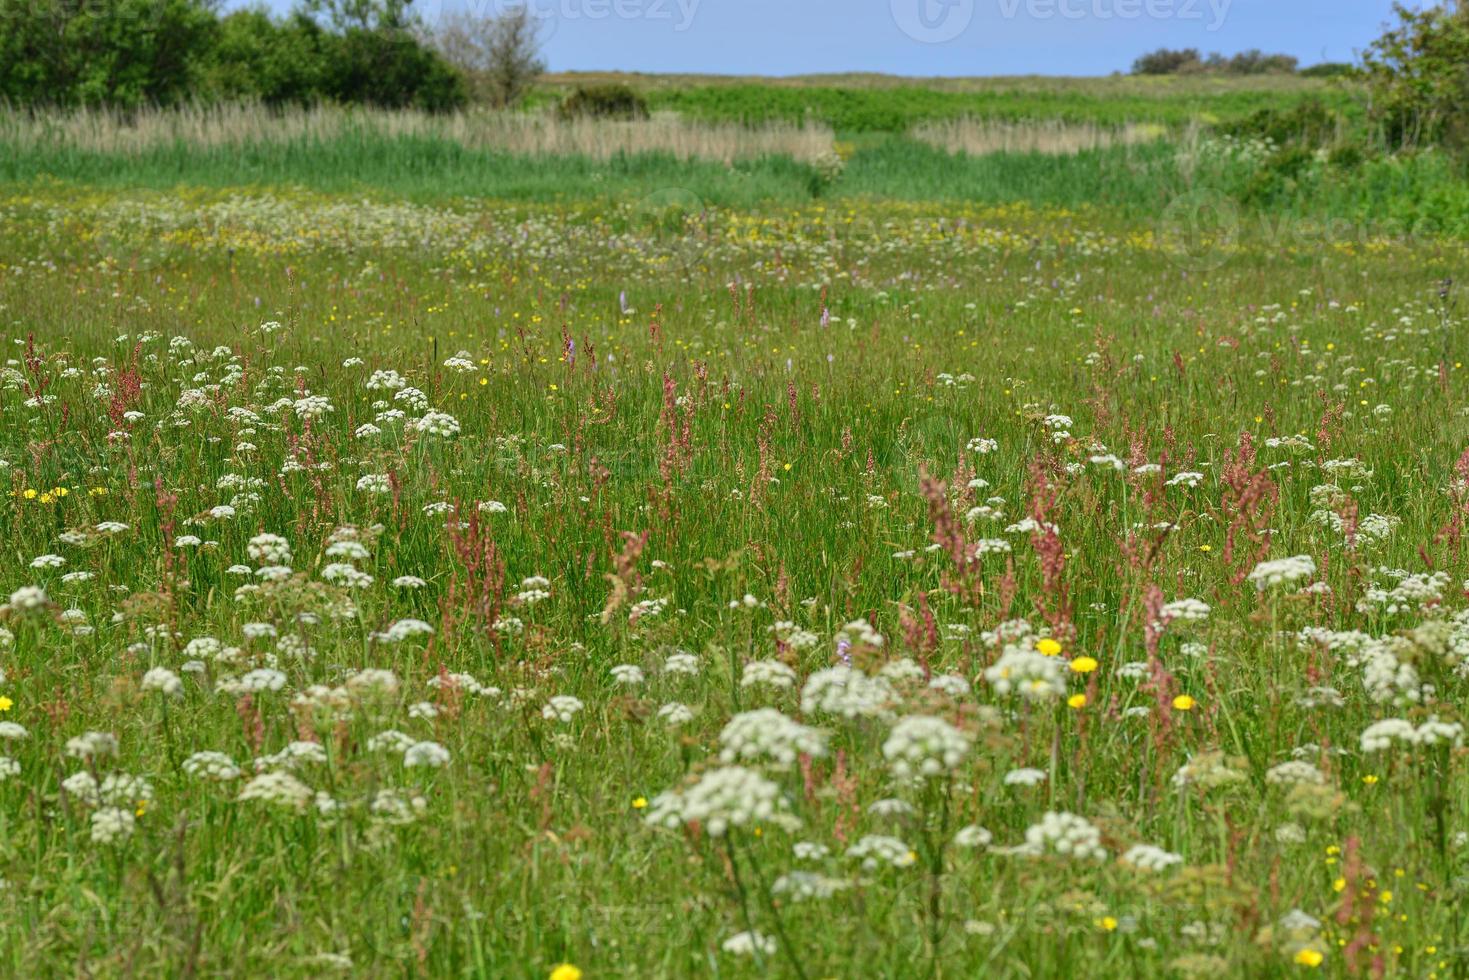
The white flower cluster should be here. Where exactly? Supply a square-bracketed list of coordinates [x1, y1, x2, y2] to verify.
[718, 709, 827, 768]
[721, 932, 777, 957]
[1247, 555, 1316, 591]
[1159, 598, 1210, 625]
[881, 715, 971, 780]
[644, 766, 798, 837]
[404, 741, 451, 768]
[412, 411, 461, 438]
[801, 666, 896, 720]
[8, 585, 49, 611]
[238, 771, 315, 811]
[983, 647, 1065, 701]
[1120, 843, 1184, 872]
[1265, 761, 1326, 785]
[542, 695, 585, 723]
[91, 807, 136, 844]
[1357, 571, 1451, 615]
[837, 618, 884, 648]
[183, 751, 242, 781]
[741, 659, 797, 690]
[610, 664, 645, 686]
[141, 666, 183, 695]
[1360, 717, 1464, 753]
[1009, 811, 1107, 861]
[373, 618, 434, 643]
[772, 871, 850, 901]
[846, 834, 916, 870]
[246, 532, 292, 567]
[771, 621, 820, 651]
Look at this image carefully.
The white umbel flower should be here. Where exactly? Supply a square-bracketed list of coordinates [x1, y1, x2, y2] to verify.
[741, 659, 797, 691]
[882, 715, 971, 779]
[1011, 811, 1107, 861]
[645, 766, 798, 838]
[1247, 555, 1316, 591]
[542, 695, 584, 723]
[141, 667, 183, 696]
[801, 666, 895, 719]
[404, 741, 451, 769]
[1120, 843, 1184, 872]
[90, 807, 136, 844]
[984, 648, 1066, 701]
[719, 709, 827, 767]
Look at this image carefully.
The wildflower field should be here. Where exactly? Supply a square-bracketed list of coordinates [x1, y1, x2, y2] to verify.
[2, 176, 1469, 978]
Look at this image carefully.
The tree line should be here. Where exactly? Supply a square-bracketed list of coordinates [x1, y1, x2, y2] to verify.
[0, 0, 546, 111]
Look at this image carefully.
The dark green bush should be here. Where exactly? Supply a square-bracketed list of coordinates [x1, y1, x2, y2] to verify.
[204, 10, 330, 106]
[1360, 2, 1469, 152]
[1219, 99, 1342, 149]
[0, 0, 465, 111]
[322, 28, 465, 111]
[558, 84, 649, 120]
[0, 0, 219, 108]
[1300, 62, 1355, 78]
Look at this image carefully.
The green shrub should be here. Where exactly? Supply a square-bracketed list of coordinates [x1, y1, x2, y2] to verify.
[1130, 47, 1298, 76]
[558, 84, 649, 120]
[0, 0, 464, 111]
[204, 11, 330, 106]
[323, 28, 465, 112]
[1299, 62, 1355, 78]
[1218, 99, 1342, 149]
[0, 0, 218, 108]
[1360, 2, 1469, 151]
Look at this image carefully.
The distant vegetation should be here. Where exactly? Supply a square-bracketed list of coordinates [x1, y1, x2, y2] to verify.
[557, 85, 651, 121]
[0, 0, 505, 112]
[1130, 47, 1300, 76]
[598, 80, 1351, 132]
[2, 0, 1469, 235]
[1358, 0, 1469, 151]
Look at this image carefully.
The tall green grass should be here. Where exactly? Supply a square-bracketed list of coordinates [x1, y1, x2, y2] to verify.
[635, 82, 1359, 133]
[0, 133, 822, 206]
[4, 123, 1469, 234]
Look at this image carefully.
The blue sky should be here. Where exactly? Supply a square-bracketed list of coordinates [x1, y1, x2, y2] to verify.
[229, 0, 1413, 75]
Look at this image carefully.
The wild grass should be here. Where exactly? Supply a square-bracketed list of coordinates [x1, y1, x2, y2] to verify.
[1, 182, 1467, 977]
[910, 118, 1170, 156]
[549, 77, 1360, 132]
[0, 102, 836, 164]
